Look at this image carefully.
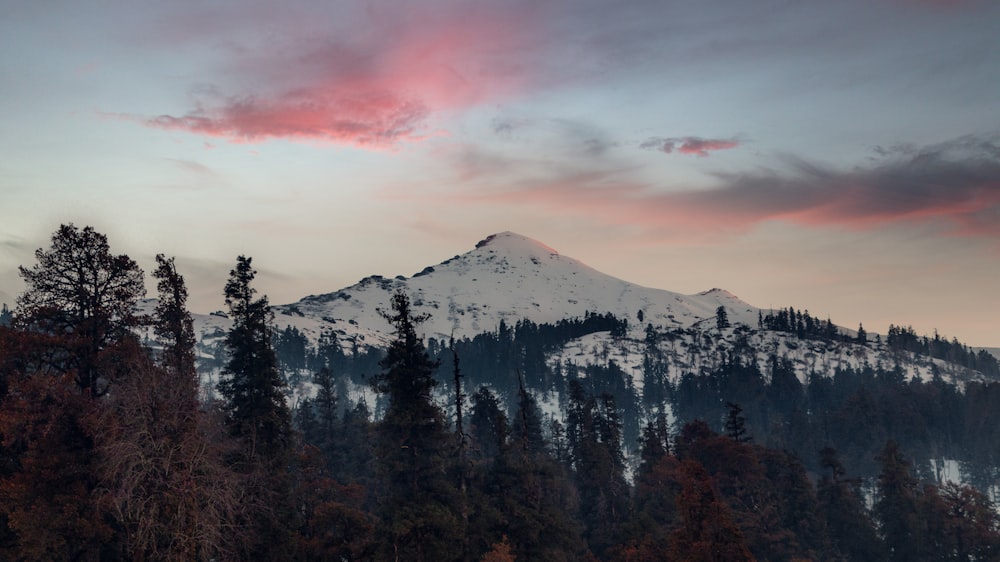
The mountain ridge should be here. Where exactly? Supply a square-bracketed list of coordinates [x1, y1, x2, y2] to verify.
[265, 231, 758, 346]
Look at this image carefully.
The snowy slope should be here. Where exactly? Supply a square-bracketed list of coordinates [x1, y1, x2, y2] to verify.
[183, 231, 993, 387]
[263, 232, 759, 346]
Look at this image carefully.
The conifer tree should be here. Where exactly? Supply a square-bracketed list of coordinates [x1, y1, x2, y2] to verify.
[469, 386, 508, 461]
[817, 447, 884, 561]
[875, 440, 922, 562]
[567, 381, 629, 556]
[217, 255, 291, 462]
[152, 255, 198, 395]
[715, 305, 730, 330]
[16, 223, 145, 396]
[312, 365, 338, 456]
[724, 401, 751, 443]
[372, 291, 461, 561]
[215, 256, 295, 559]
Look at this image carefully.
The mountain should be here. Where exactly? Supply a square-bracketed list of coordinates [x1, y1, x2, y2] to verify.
[186, 231, 993, 389]
[265, 231, 757, 346]
[180, 230, 999, 483]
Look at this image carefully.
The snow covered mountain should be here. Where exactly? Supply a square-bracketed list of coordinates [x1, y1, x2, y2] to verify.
[182, 231, 993, 390]
[263, 231, 757, 346]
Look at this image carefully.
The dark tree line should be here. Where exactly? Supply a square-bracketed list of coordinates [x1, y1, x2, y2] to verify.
[886, 324, 999, 377]
[668, 350, 1000, 494]
[760, 306, 841, 341]
[3, 224, 1000, 561]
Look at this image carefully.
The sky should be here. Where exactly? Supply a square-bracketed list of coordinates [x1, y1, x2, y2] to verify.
[1, 0, 999, 346]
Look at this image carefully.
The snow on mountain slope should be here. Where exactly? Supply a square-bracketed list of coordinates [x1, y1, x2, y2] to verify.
[265, 232, 759, 345]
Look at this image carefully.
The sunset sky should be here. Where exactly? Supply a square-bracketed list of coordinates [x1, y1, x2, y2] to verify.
[1, 0, 998, 346]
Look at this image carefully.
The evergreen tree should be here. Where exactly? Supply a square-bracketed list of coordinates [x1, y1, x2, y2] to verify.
[312, 366, 338, 457]
[469, 386, 508, 461]
[16, 223, 145, 396]
[715, 305, 730, 330]
[372, 291, 462, 561]
[215, 256, 295, 559]
[724, 401, 751, 443]
[637, 413, 671, 476]
[615, 417, 678, 560]
[294, 397, 320, 446]
[514, 372, 546, 455]
[334, 400, 375, 489]
[217, 255, 291, 462]
[482, 440, 588, 561]
[817, 447, 884, 562]
[152, 255, 198, 396]
[94, 255, 244, 561]
[567, 381, 629, 556]
[875, 440, 922, 562]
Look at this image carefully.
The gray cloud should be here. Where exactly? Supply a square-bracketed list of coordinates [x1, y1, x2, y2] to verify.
[640, 136, 742, 157]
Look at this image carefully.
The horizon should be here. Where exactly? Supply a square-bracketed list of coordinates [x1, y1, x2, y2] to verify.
[3, 227, 997, 349]
[2, 1, 998, 347]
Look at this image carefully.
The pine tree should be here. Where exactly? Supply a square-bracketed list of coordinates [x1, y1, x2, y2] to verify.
[567, 381, 629, 556]
[715, 305, 730, 330]
[875, 440, 922, 562]
[724, 401, 751, 443]
[215, 256, 295, 559]
[372, 291, 462, 561]
[312, 365, 338, 458]
[152, 255, 198, 398]
[817, 447, 884, 561]
[217, 256, 291, 462]
[16, 224, 145, 396]
[469, 386, 508, 461]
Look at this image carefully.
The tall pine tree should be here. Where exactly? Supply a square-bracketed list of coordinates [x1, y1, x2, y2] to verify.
[217, 256, 291, 462]
[215, 256, 295, 559]
[372, 291, 462, 561]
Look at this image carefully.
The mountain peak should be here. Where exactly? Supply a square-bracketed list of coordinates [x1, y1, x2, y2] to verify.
[474, 232, 559, 256]
[275, 230, 761, 342]
[698, 287, 740, 300]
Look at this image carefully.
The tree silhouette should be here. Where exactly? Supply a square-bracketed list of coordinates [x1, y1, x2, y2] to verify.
[17, 224, 145, 396]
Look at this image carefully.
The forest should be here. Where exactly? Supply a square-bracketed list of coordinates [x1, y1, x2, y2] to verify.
[1, 224, 999, 561]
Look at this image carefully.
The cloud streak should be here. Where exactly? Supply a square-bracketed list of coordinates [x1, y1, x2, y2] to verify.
[146, 91, 430, 146]
[424, 135, 1000, 240]
[641, 136, 741, 157]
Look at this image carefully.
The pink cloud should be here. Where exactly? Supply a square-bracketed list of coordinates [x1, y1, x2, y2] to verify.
[146, 90, 429, 146]
[641, 136, 741, 157]
[135, 3, 541, 147]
